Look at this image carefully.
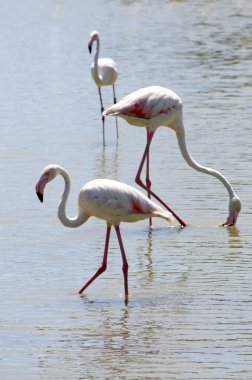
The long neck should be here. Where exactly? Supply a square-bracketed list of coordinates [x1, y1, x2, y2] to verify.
[57, 169, 88, 228]
[175, 127, 236, 199]
[93, 38, 101, 83]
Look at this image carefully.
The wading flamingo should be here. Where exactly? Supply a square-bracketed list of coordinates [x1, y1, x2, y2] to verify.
[88, 30, 119, 145]
[103, 86, 241, 227]
[35, 164, 173, 301]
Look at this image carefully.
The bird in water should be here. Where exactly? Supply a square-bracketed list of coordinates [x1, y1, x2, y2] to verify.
[35, 164, 173, 301]
[88, 30, 119, 146]
[103, 86, 241, 227]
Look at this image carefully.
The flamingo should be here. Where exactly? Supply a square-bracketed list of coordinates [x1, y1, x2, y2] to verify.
[103, 86, 241, 227]
[88, 30, 119, 146]
[35, 164, 173, 301]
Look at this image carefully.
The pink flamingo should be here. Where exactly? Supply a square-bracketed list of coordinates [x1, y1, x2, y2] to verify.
[88, 30, 119, 146]
[103, 86, 241, 227]
[35, 164, 173, 301]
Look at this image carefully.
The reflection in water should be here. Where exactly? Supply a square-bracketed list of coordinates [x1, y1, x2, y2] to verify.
[2, 0, 252, 378]
[226, 226, 243, 259]
[102, 306, 130, 356]
[76, 289, 191, 379]
[145, 229, 154, 282]
[94, 144, 120, 180]
[133, 228, 154, 286]
[227, 226, 241, 247]
[134, 226, 190, 291]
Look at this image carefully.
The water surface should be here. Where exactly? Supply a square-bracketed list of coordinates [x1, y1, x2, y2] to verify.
[1, 0, 252, 379]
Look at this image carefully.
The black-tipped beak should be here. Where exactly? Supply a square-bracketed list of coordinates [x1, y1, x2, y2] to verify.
[88, 45, 92, 54]
[36, 192, 43, 203]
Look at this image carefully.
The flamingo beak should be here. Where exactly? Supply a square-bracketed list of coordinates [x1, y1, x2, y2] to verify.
[36, 192, 43, 203]
[221, 210, 239, 227]
[35, 172, 49, 203]
[88, 43, 92, 54]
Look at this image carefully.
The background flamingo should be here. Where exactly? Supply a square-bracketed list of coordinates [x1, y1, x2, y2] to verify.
[103, 85, 241, 227]
[35, 164, 173, 301]
[88, 30, 119, 145]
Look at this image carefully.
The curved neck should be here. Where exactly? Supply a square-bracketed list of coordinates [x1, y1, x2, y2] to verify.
[175, 128, 236, 199]
[57, 168, 88, 228]
[93, 38, 101, 83]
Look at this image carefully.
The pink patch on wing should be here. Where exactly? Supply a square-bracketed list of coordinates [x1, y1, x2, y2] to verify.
[126, 101, 150, 119]
[124, 101, 177, 119]
[131, 201, 145, 214]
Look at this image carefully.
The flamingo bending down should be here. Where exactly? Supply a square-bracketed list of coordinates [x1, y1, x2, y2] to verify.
[35, 164, 173, 301]
[88, 30, 119, 145]
[103, 86, 241, 227]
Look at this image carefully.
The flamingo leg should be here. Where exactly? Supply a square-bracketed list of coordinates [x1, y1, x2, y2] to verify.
[146, 129, 152, 227]
[114, 225, 129, 301]
[112, 84, 119, 139]
[98, 86, 105, 146]
[78, 225, 111, 294]
[135, 131, 187, 227]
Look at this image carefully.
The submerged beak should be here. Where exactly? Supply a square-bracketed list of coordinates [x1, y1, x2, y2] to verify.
[221, 210, 239, 227]
[35, 172, 48, 203]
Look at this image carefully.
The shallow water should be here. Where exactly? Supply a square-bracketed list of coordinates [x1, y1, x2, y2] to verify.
[1, 0, 252, 379]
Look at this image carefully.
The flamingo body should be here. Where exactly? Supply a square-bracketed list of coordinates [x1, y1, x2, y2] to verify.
[104, 86, 182, 130]
[35, 164, 173, 301]
[103, 86, 241, 226]
[88, 30, 118, 144]
[79, 178, 172, 225]
[90, 57, 118, 87]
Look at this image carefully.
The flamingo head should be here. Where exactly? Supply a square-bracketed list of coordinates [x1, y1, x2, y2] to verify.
[222, 195, 241, 227]
[35, 164, 59, 203]
[88, 30, 99, 54]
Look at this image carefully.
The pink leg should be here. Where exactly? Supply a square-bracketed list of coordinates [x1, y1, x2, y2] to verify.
[114, 225, 129, 300]
[78, 225, 111, 294]
[146, 129, 152, 226]
[135, 131, 187, 227]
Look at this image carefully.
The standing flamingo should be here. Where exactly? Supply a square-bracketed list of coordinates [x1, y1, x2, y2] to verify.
[103, 86, 241, 227]
[88, 30, 119, 145]
[35, 164, 173, 301]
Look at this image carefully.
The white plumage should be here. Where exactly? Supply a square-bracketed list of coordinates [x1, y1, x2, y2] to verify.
[90, 57, 118, 87]
[80, 178, 172, 225]
[88, 30, 118, 145]
[104, 86, 182, 129]
[35, 164, 173, 300]
[104, 85, 241, 227]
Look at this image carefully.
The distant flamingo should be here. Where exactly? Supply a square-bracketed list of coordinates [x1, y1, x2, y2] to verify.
[103, 86, 241, 227]
[35, 164, 173, 301]
[88, 30, 119, 145]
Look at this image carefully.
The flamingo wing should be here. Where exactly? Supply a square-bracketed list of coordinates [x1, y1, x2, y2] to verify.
[94, 58, 118, 85]
[80, 179, 170, 223]
[104, 86, 181, 119]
